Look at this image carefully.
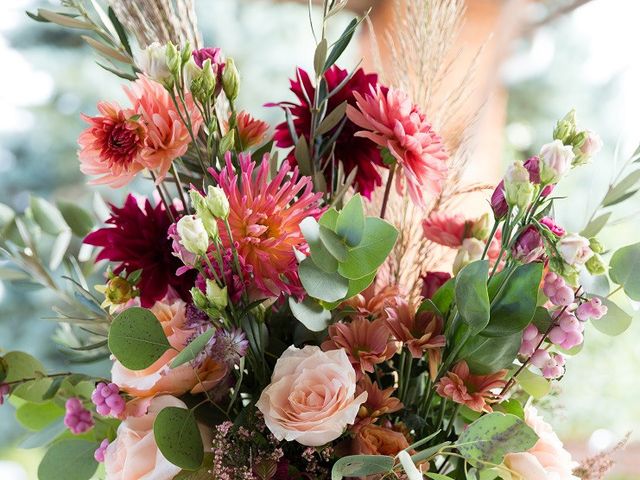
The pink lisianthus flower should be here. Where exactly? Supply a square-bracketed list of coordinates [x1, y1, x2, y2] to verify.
[540, 216, 565, 237]
[347, 85, 448, 207]
[210, 152, 322, 299]
[124, 76, 203, 181]
[78, 101, 146, 187]
[422, 212, 469, 248]
[503, 406, 579, 479]
[512, 226, 546, 264]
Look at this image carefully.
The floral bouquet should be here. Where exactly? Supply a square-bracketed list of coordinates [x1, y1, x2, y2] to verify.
[2, 1, 638, 479]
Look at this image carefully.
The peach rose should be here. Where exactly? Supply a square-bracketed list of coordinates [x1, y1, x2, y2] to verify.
[104, 395, 183, 480]
[112, 299, 227, 397]
[503, 406, 579, 479]
[353, 424, 410, 456]
[256, 345, 367, 447]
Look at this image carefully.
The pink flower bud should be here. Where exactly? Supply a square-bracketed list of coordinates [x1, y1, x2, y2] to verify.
[512, 226, 545, 264]
[576, 298, 608, 321]
[94, 439, 110, 463]
[421, 271, 451, 300]
[0, 383, 10, 405]
[540, 216, 565, 237]
[490, 181, 508, 219]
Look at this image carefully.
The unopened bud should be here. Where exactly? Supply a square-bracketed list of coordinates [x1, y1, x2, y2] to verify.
[471, 213, 491, 241]
[206, 186, 229, 219]
[222, 57, 240, 101]
[586, 254, 606, 276]
[589, 237, 604, 254]
[176, 215, 209, 256]
[553, 109, 577, 144]
[205, 279, 228, 310]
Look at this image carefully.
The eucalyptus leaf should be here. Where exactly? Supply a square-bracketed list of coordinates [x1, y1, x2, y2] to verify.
[16, 401, 64, 431]
[317, 101, 348, 135]
[335, 194, 365, 247]
[603, 169, 640, 206]
[4, 351, 45, 383]
[324, 18, 358, 71]
[289, 296, 331, 331]
[591, 297, 633, 336]
[154, 407, 204, 470]
[57, 201, 95, 237]
[517, 367, 551, 399]
[298, 257, 349, 302]
[459, 331, 521, 375]
[331, 454, 394, 480]
[38, 439, 99, 480]
[108, 307, 172, 370]
[580, 212, 611, 238]
[455, 260, 490, 335]
[609, 242, 640, 300]
[457, 413, 538, 464]
[30, 196, 68, 235]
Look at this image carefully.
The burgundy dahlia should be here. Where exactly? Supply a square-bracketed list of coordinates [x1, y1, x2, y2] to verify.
[84, 195, 195, 307]
[272, 66, 387, 198]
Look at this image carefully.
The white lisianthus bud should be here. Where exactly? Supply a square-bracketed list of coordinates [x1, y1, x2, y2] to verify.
[539, 140, 574, 184]
[471, 213, 491, 241]
[557, 233, 594, 267]
[176, 215, 209, 256]
[189, 190, 219, 239]
[182, 58, 201, 88]
[222, 57, 240, 101]
[504, 161, 534, 209]
[397, 451, 423, 480]
[452, 238, 485, 275]
[575, 129, 603, 165]
[135, 42, 172, 86]
[206, 186, 230, 219]
[205, 279, 228, 310]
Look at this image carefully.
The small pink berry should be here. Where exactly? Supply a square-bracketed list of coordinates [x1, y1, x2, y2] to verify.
[559, 314, 579, 333]
[553, 286, 575, 306]
[531, 349, 550, 368]
[94, 438, 109, 463]
[561, 330, 583, 349]
[0, 383, 10, 405]
[91, 382, 125, 417]
[523, 324, 539, 341]
[64, 397, 94, 435]
[548, 326, 567, 345]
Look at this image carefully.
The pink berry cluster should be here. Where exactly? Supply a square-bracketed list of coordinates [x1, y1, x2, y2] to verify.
[543, 272, 574, 306]
[91, 382, 125, 417]
[548, 311, 585, 350]
[0, 383, 10, 405]
[64, 397, 94, 434]
[94, 438, 110, 463]
[531, 350, 566, 379]
[576, 297, 608, 321]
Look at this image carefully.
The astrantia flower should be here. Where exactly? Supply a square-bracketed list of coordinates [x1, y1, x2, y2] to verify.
[78, 101, 146, 187]
[435, 361, 507, 412]
[210, 152, 322, 298]
[347, 85, 448, 207]
[321, 318, 397, 376]
[124, 76, 202, 181]
[207, 328, 249, 367]
[84, 195, 195, 307]
[272, 66, 387, 198]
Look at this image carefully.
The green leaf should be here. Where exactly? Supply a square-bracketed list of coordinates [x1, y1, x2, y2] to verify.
[301, 217, 339, 273]
[431, 279, 455, 316]
[30, 196, 68, 235]
[427, 474, 456, 480]
[319, 207, 339, 230]
[3, 351, 45, 383]
[317, 101, 348, 135]
[38, 439, 99, 480]
[335, 194, 365, 247]
[108, 6, 132, 55]
[603, 188, 638, 207]
[12, 378, 54, 404]
[20, 418, 67, 449]
[37, 9, 92, 29]
[455, 260, 490, 335]
[459, 331, 521, 375]
[289, 297, 331, 332]
[57, 201, 95, 237]
[580, 212, 611, 238]
[108, 307, 172, 370]
[16, 401, 64, 431]
[457, 413, 538, 464]
[484, 263, 543, 337]
[314, 38, 328, 76]
[591, 297, 633, 336]
[338, 217, 398, 280]
[517, 368, 551, 399]
[603, 169, 640, 206]
[0, 202, 15, 230]
[49, 229, 72, 270]
[170, 328, 215, 368]
[319, 225, 348, 261]
[154, 407, 204, 470]
[299, 257, 349, 302]
[530, 307, 553, 332]
[331, 455, 394, 480]
[324, 18, 358, 71]
[609, 242, 640, 300]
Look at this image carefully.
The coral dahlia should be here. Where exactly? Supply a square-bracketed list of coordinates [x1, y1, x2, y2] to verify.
[347, 85, 448, 207]
[435, 361, 507, 413]
[210, 152, 322, 299]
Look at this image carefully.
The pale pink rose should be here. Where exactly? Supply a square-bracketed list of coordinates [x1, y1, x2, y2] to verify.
[112, 298, 227, 397]
[503, 406, 579, 479]
[104, 395, 184, 480]
[256, 345, 367, 447]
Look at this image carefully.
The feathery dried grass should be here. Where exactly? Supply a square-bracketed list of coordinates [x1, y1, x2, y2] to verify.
[107, 0, 201, 49]
[573, 433, 630, 480]
[368, 0, 489, 300]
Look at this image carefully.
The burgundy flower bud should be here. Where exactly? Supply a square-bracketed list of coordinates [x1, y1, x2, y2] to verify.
[490, 180, 508, 219]
[192, 47, 224, 70]
[539, 216, 565, 237]
[512, 226, 545, 264]
[421, 271, 452, 299]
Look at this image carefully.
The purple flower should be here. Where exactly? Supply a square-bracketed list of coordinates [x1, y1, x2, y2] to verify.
[64, 397, 94, 435]
[512, 226, 545, 264]
[208, 328, 249, 367]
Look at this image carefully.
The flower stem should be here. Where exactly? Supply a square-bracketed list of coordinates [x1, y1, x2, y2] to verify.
[380, 165, 396, 219]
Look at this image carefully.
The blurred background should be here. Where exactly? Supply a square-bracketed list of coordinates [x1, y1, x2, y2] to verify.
[0, 0, 639, 478]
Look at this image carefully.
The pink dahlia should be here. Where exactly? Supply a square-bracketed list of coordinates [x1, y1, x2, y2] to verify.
[210, 153, 322, 298]
[78, 101, 146, 187]
[272, 66, 387, 198]
[347, 85, 448, 207]
[235, 110, 269, 149]
[422, 212, 470, 248]
[321, 317, 398, 376]
[124, 76, 202, 181]
[84, 195, 196, 307]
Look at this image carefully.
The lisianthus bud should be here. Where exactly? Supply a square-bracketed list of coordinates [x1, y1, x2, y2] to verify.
[557, 233, 593, 267]
[585, 254, 606, 275]
[574, 129, 602, 166]
[553, 109, 577, 144]
[182, 57, 200, 88]
[452, 238, 485, 275]
[165, 42, 181, 76]
[540, 216, 565, 237]
[471, 213, 491, 240]
[206, 186, 230, 219]
[421, 271, 451, 300]
[176, 215, 209, 256]
[191, 286, 208, 310]
[205, 279, 228, 310]
[490, 181, 508, 219]
[190, 190, 219, 239]
[504, 161, 534, 209]
[135, 42, 172, 87]
[222, 57, 240, 101]
[539, 140, 574, 184]
[512, 226, 545, 264]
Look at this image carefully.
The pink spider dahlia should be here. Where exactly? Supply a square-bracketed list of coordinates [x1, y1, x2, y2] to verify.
[347, 85, 448, 207]
[210, 153, 323, 298]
